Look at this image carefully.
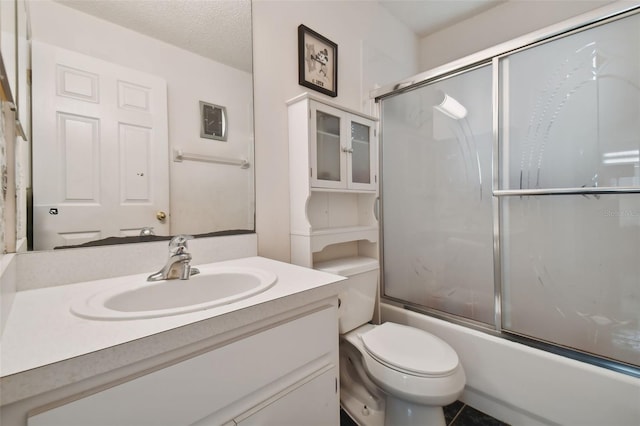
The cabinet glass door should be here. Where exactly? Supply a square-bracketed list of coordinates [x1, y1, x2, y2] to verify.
[350, 120, 372, 186]
[315, 109, 342, 184]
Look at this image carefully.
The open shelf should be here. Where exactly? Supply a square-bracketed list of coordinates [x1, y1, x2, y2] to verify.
[309, 225, 378, 254]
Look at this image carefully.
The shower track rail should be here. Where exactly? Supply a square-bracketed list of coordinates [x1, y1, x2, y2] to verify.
[493, 187, 640, 196]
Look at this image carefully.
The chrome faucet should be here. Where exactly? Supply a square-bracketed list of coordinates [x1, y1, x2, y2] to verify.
[147, 235, 200, 281]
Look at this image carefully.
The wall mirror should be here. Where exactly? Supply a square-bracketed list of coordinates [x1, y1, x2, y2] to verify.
[23, 0, 254, 252]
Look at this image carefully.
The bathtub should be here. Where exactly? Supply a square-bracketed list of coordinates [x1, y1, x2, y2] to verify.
[381, 303, 640, 426]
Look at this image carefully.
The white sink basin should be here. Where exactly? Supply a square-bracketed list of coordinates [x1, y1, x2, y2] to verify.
[71, 266, 277, 320]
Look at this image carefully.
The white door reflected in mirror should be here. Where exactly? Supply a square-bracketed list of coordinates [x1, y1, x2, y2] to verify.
[32, 42, 170, 250]
[23, 0, 255, 252]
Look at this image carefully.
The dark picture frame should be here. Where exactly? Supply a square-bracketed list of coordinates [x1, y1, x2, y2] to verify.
[200, 101, 227, 141]
[298, 25, 338, 97]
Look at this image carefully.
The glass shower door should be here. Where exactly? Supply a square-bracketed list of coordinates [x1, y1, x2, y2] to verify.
[498, 12, 640, 366]
[381, 64, 495, 325]
[379, 7, 639, 371]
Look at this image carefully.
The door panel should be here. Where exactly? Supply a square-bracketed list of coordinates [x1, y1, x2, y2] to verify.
[119, 124, 152, 203]
[347, 114, 376, 191]
[310, 101, 347, 189]
[32, 41, 169, 249]
[59, 113, 100, 202]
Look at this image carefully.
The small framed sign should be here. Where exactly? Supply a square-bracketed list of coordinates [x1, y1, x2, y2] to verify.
[200, 101, 227, 141]
[298, 24, 338, 97]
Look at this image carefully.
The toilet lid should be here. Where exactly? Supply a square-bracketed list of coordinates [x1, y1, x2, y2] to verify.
[361, 322, 459, 377]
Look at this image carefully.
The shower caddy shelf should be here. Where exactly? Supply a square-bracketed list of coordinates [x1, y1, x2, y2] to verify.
[287, 93, 379, 268]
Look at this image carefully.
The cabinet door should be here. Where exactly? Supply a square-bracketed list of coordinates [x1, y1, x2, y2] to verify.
[310, 101, 348, 189]
[236, 369, 338, 426]
[348, 114, 377, 191]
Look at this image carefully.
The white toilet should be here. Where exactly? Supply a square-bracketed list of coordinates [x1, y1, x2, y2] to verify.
[315, 257, 466, 426]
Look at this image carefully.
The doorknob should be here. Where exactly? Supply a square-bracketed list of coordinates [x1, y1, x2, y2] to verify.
[156, 211, 167, 221]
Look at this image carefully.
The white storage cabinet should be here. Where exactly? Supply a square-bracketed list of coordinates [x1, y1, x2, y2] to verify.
[288, 93, 379, 268]
[28, 306, 339, 426]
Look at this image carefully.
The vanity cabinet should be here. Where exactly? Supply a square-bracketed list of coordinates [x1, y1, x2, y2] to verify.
[234, 368, 336, 425]
[288, 93, 379, 268]
[28, 305, 339, 426]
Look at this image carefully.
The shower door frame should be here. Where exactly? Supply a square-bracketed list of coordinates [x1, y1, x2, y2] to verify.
[374, 2, 640, 378]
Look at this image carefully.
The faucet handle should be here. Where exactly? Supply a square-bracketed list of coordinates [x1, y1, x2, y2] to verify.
[169, 234, 194, 255]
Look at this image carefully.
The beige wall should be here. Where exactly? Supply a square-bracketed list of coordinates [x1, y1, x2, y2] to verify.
[418, 0, 619, 71]
[29, 0, 255, 239]
[252, 0, 419, 262]
[251, 1, 637, 263]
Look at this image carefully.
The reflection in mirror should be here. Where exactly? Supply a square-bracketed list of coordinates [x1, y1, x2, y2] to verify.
[26, 0, 254, 251]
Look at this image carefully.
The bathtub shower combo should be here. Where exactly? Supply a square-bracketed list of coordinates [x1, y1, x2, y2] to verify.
[377, 6, 639, 375]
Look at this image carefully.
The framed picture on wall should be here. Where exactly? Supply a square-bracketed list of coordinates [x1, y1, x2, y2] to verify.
[298, 24, 338, 97]
[200, 101, 227, 141]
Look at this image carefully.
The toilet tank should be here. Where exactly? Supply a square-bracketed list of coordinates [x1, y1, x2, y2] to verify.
[315, 257, 379, 334]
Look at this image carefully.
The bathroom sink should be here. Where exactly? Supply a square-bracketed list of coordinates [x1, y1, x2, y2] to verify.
[71, 266, 277, 320]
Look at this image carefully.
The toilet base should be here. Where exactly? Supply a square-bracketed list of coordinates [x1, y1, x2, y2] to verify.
[341, 390, 447, 426]
[340, 392, 385, 426]
[386, 396, 446, 426]
[340, 340, 385, 426]
[340, 323, 464, 426]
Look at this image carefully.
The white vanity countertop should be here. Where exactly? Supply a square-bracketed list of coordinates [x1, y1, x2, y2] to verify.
[0, 256, 344, 405]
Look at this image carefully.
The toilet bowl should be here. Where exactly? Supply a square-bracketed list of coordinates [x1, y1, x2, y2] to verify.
[342, 323, 465, 426]
[315, 257, 466, 426]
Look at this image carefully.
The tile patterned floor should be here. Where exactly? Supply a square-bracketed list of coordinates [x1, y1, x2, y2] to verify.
[341, 400, 510, 426]
[444, 400, 510, 426]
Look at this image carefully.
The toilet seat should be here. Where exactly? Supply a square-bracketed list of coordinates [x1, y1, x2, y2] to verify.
[344, 323, 466, 406]
[361, 322, 459, 378]
[341, 322, 466, 406]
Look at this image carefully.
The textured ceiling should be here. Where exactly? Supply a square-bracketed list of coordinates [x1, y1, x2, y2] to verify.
[54, 0, 253, 72]
[54, 0, 506, 73]
[380, 0, 506, 37]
